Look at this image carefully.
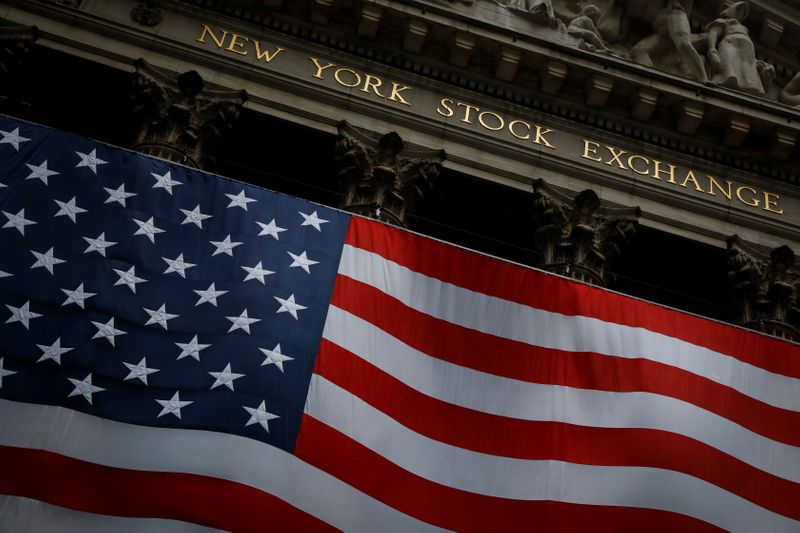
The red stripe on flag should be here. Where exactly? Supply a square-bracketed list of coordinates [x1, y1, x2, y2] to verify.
[344, 217, 800, 378]
[331, 275, 800, 446]
[314, 339, 800, 520]
[0, 445, 337, 533]
[295, 415, 724, 532]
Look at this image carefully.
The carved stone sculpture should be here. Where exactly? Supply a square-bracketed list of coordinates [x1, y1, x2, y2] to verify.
[531, 179, 640, 286]
[567, 5, 611, 53]
[130, 1, 163, 27]
[779, 71, 800, 107]
[727, 236, 800, 342]
[334, 121, 445, 228]
[0, 26, 39, 81]
[631, 0, 707, 82]
[705, 2, 764, 95]
[131, 59, 247, 168]
[497, 0, 558, 27]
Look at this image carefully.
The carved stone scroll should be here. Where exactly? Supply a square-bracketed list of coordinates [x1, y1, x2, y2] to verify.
[531, 179, 640, 287]
[131, 58, 247, 168]
[334, 121, 445, 228]
[727, 236, 799, 342]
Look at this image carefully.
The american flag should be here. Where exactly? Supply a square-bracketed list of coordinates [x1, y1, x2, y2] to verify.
[0, 115, 798, 532]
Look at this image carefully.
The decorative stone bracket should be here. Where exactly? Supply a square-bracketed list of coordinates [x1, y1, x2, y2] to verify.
[727, 235, 799, 342]
[131, 58, 247, 168]
[333, 121, 445, 227]
[531, 179, 640, 286]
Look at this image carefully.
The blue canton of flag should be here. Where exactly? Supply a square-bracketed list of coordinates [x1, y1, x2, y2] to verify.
[0, 115, 349, 453]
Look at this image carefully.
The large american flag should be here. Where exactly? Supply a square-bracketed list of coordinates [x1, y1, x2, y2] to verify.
[0, 114, 798, 532]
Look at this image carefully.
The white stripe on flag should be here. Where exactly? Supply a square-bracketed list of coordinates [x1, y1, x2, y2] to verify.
[304, 374, 800, 533]
[338, 244, 800, 411]
[0, 399, 446, 533]
[323, 306, 800, 483]
[0, 496, 223, 533]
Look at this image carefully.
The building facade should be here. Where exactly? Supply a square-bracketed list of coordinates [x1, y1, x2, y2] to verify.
[1, 0, 799, 340]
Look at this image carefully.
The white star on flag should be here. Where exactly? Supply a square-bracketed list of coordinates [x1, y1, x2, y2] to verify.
[299, 210, 329, 231]
[210, 235, 243, 256]
[0, 358, 16, 388]
[2, 208, 36, 235]
[256, 219, 287, 240]
[259, 343, 294, 373]
[113, 265, 146, 293]
[123, 357, 160, 385]
[91, 317, 126, 346]
[194, 283, 227, 307]
[5, 301, 41, 329]
[175, 335, 211, 361]
[68, 373, 105, 404]
[133, 217, 165, 243]
[104, 184, 137, 207]
[75, 148, 107, 174]
[156, 391, 193, 419]
[243, 401, 279, 433]
[36, 338, 74, 364]
[209, 363, 245, 391]
[0, 127, 30, 150]
[143, 304, 179, 330]
[242, 261, 274, 284]
[226, 308, 261, 334]
[151, 170, 181, 194]
[83, 232, 117, 257]
[30, 247, 65, 274]
[162, 253, 196, 278]
[288, 250, 319, 274]
[24, 160, 59, 185]
[61, 283, 96, 309]
[0, 270, 11, 278]
[180, 205, 212, 228]
[53, 197, 87, 223]
[225, 190, 256, 210]
[274, 294, 307, 320]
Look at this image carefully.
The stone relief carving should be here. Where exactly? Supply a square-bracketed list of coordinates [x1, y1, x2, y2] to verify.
[705, 2, 763, 94]
[567, 5, 612, 53]
[727, 236, 799, 342]
[334, 121, 446, 228]
[779, 71, 800, 107]
[531, 179, 640, 287]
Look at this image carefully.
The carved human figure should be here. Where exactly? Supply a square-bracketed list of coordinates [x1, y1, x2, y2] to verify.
[779, 71, 800, 107]
[705, 2, 764, 95]
[631, 0, 708, 82]
[567, 5, 611, 52]
[498, 0, 556, 26]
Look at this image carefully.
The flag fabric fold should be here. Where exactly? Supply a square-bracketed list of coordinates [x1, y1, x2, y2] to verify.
[0, 115, 798, 532]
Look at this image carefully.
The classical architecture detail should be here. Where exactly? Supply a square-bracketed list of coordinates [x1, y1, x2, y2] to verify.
[567, 6, 611, 53]
[333, 122, 445, 227]
[706, 2, 765, 95]
[0, 25, 39, 81]
[727, 236, 800, 342]
[131, 59, 247, 168]
[530, 180, 640, 286]
[779, 71, 800, 107]
[130, 1, 163, 27]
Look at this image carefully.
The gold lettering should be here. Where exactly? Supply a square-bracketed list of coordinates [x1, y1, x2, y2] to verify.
[605, 146, 628, 170]
[436, 98, 454, 118]
[388, 82, 412, 106]
[456, 102, 480, 124]
[736, 186, 760, 207]
[628, 155, 650, 175]
[252, 40, 284, 62]
[334, 68, 361, 88]
[651, 160, 676, 182]
[196, 24, 228, 48]
[533, 126, 555, 149]
[478, 111, 504, 131]
[706, 175, 732, 200]
[679, 170, 704, 192]
[361, 75, 385, 97]
[581, 139, 602, 162]
[508, 120, 530, 140]
[763, 192, 783, 214]
[309, 57, 336, 79]
[226, 33, 249, 55]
